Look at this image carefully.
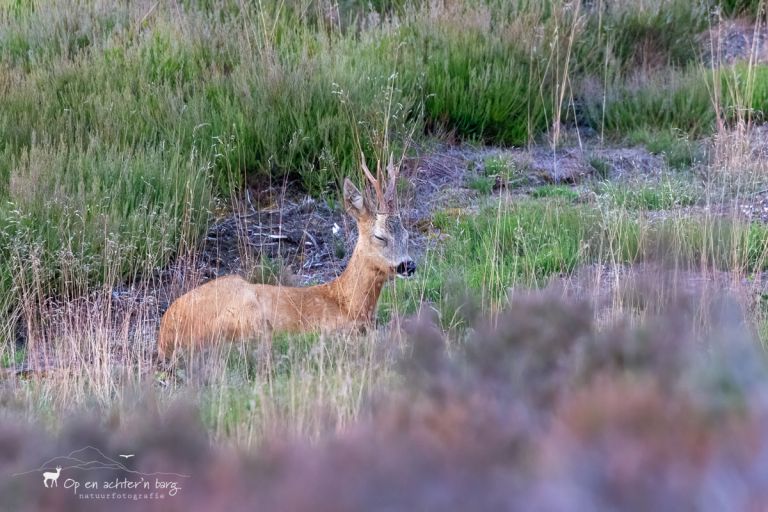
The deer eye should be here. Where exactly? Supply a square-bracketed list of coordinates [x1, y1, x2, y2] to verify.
[373, 234, 388, 244]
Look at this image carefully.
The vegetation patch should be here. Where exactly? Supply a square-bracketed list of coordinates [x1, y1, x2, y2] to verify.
[529, 185, 580, 202]
[596, 177, 702, 210]
[383, 200, 768, 323]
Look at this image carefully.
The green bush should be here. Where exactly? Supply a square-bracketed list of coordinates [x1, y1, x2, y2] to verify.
[721, 64, 768, 123]
[530, 185, 580, 202]
[581, 63, 768, 141]
[581, 68, 715, 138]
[401, 21, 550, 145]
[575, 1, 710, 75]
[715, 0, 766, 17]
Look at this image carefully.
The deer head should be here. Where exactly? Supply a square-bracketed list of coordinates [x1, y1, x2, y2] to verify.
[342, 155, 415, 278]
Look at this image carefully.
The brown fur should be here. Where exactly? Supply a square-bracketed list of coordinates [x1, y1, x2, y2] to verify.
[157, 177, 411, 361]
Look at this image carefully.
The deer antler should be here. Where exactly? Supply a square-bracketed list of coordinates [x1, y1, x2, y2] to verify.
[360, 152, 386, 210]
[384, 153, 399, 206]
[361, 152, 401, 213]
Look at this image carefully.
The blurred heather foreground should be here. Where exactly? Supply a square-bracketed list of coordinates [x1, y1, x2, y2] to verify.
[4, 282, 768, 511]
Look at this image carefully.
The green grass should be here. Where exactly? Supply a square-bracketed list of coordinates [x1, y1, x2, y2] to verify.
[0, 142, 211, 297]
[382, 201, 611, 322]
[482, 155, 512, 176]
[597, 177, 701, 210]
[582, 64, 768, 143]
[404, 21, 550, 144]
[588, 156, 612, 180]
[184, 330, 389, 443]
[529, 185, 580, 202]
[720, 63, 768, 124]
[471, 155, 530, 191]
[0, 345, 23, 368]
[0, 12, 416, 194]
[626, 128, 699, 170]
[467, 175, 495, 195]
[381, 200, 768, 324]
[582, 68, 715, 139]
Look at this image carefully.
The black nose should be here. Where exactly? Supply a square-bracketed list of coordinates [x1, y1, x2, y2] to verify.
[396, 260, 416, 276]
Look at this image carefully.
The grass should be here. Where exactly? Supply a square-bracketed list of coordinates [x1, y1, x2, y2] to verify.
[383, 198, 768, 324]
[384, 201, 616, 319]
[0, 142, 211, 297]
[582, 64, 768, 146]
[1, 345, 23, 368]
[625, 128, 699, 169]
[467, 154, 531, 193]
[194, 332, 389, 443]
[529, 184, 580, 202]
[405, 16, 550, 144]
[467, 175, 495, 195]
[581, 68, 716, 139]
[588, 155, 612, 180]
[573, 0, 711, 76]
[0, 0, 766, 302]
[597, 176, 702, 210]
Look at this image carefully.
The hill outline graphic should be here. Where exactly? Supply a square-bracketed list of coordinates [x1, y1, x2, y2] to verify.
[12, 446, 190, 478]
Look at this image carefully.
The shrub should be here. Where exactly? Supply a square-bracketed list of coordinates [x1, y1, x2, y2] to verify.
[574, 0, 711, 75]
[402, 19, 550, 145]
[715, 0, 766, 17]
[581, 68, 715, 138]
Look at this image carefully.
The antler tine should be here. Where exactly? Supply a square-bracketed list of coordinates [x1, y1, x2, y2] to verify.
[384, 152, 399, 206]
[360, 152, 386, 209]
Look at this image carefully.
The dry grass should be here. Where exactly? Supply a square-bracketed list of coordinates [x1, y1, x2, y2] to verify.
[2, 268, 401, 448]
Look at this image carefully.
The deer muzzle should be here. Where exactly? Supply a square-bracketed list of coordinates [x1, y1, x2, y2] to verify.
[396, 260, 416, 278]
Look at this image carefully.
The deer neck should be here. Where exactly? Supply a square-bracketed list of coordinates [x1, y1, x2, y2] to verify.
[327, 245, 388, 323]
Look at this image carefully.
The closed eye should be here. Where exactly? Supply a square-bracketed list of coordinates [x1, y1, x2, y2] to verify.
[373, 234, 388, 244]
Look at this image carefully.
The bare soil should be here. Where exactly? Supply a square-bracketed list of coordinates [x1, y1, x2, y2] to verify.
[701, 18, 768, 67]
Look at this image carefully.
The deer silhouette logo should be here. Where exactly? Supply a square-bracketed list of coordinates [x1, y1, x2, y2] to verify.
[43, 466, 61, 488]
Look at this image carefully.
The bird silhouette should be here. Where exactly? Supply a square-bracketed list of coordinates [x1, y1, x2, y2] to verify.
[118, 454, 134, 459]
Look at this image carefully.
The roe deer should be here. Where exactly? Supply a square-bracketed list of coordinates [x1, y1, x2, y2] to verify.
[158, 157, 415, 361]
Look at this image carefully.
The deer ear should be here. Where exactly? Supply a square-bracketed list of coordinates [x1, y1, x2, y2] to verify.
[343, 177, 370, 219]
